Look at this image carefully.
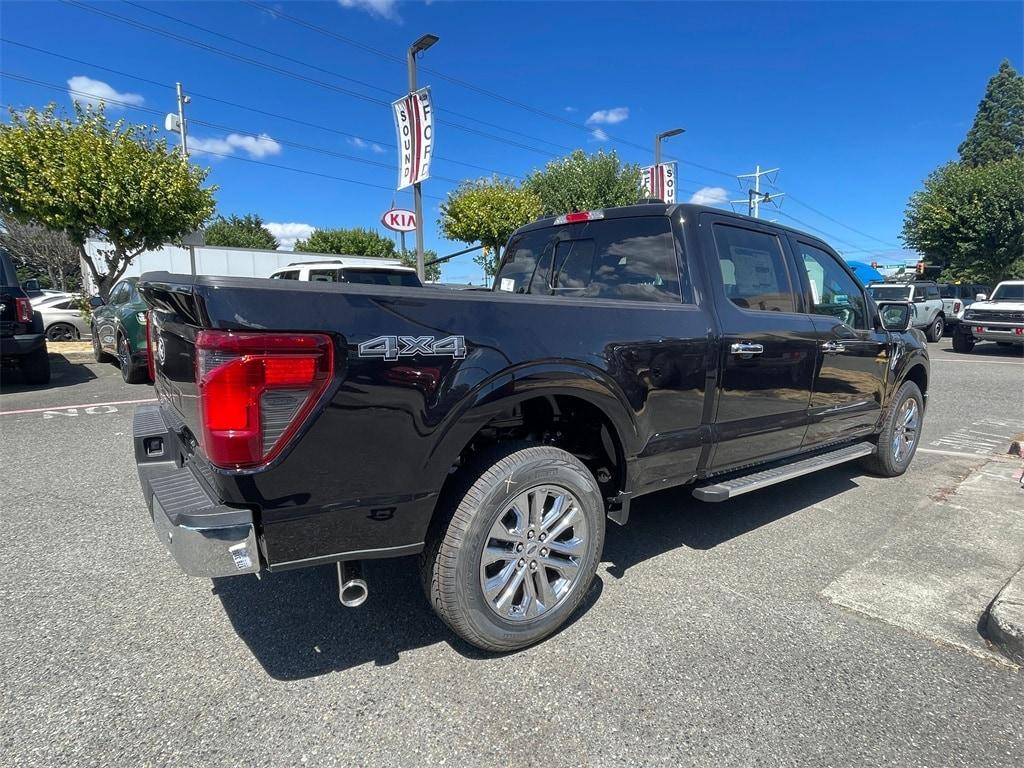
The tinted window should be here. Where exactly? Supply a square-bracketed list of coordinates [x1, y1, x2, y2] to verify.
[713, 224, 795, 313]
[496, 230, 556, 294]
[991, 283, 1024, 301]
[109, 282, 129, 304]
[342, 269, 421, 287]
[939, 285, 956, 299]
[794, 242, 868, 329]
[926, 285, 940, 299]
[867, 285, 911, 301]
[271, 270, 300, 280]
[129, 283, 141, 304]
[309, 269, 339, 282]
[913, 285, 927, 301]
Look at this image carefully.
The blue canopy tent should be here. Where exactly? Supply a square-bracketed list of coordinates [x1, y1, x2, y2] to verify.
[846, 260, 884, 286]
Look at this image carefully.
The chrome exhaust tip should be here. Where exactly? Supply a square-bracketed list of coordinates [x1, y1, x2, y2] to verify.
[337, 561, 368, 608]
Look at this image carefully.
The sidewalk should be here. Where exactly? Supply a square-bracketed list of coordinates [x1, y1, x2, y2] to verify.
[823, 456, 1024, 667]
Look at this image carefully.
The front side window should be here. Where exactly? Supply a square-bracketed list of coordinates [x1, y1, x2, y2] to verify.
[794, 242, 868, 329]
[271, 270, 300, 280]
[713, 224, 795, 313]
[308, 269, 339, 282]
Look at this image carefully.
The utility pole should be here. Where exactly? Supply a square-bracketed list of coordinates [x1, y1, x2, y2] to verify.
[407, 34, 439, 282]
[175, 82, 190, 160]
[653, 128, 684, 199]
[732, 165, 785, 218]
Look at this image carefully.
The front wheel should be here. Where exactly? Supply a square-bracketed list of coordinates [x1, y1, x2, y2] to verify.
[952, 330, 975, 353]
[861, 380, 924, 477]
[420, 444, 605, 652]
[927, 315, 944, 342]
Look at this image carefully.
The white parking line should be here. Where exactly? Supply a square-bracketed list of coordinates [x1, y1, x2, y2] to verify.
[929, 357, 1023, 365]
[0, 398, 156, 416]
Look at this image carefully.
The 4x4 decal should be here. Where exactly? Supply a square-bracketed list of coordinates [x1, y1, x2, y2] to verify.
[358, 335, 467, 360]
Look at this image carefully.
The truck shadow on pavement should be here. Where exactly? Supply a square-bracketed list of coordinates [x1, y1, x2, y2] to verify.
[214, 466, 860, 680]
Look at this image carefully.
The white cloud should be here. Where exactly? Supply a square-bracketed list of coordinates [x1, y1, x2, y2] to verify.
[564, 106, 577, 113]
[590, 128, 609, 142]
[338, 0, 399, 20]
[347, 136, 386, 154]
[266, 222, 316, 250]
[67, 76, 144, 110]
[689, 186, 730, 206]
[190, 133, 282, 160]
[586, 107, 629, 126]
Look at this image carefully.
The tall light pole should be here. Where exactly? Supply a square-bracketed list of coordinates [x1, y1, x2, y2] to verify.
[653, 127, 684, 199]
[407, 33, 439, 282]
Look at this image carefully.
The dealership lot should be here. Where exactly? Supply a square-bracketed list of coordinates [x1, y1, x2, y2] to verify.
[2, 344, 1023, 767]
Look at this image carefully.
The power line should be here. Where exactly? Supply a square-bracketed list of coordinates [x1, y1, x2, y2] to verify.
[59, 0, 567, 159]
[770, 185, 903, 249]
[0, 38, 521, 179]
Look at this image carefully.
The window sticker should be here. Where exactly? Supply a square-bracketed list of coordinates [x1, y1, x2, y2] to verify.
[500, 278, 515, 293]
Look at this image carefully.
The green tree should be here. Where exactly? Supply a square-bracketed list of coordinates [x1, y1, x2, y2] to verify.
[397, 248, 441, 282]
[205, 213, 279, 249]
[439, 177, 542, 277]
[901, 157, 1024, 284]
[523, 149, 642, 217]
[294, 227, 396, 258]
[958, 60, 1024, 167]
[0, 104, 215, 300]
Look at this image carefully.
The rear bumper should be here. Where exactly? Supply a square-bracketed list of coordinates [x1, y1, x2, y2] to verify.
[0, 332, 45, 358]
[134, 404, 261, 577]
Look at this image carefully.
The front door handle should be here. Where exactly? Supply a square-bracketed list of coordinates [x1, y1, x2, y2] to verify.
[730, 342, 764, 355]
[821, 340, 847, 354]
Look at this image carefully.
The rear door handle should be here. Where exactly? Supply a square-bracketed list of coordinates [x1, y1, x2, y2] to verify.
[821, 340, 846, 353]
[730, 342, 764, 355]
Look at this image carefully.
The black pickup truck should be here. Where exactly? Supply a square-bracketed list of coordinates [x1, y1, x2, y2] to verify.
[135, 203, 929, 651]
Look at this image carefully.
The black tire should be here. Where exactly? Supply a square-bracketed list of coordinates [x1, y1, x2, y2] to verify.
[118, 334, 148, 384]
[952, 330, 975, 353]
[20, 346, 51, 385]
[45, 322, 79, 342]
[420, 443, 605, 652]
[92, 326, 113, 362]
[926, 315, 944, 343]
[861, 380, 924, 477]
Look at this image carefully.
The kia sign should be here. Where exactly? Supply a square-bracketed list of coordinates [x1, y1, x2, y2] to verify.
[393, 87, 434, 190]
[641, 162, 676, 204]
[380, 208, 417, 232]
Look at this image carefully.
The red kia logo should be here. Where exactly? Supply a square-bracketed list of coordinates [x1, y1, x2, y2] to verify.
[380, 208, 417, 232]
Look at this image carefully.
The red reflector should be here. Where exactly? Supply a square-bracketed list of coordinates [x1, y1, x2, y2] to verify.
[195, 331, 333, 469]
[145, 311, 155, 382]
[976, 326, 985, 333]
[1015, 328, 1023, 336]
[15, 297, 32, 324]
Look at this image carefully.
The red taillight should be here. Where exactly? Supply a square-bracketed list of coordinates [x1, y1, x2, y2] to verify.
[553, 209, 605, 225]
[15, 297, 33, 324]
[145, 311, 155, 382]
[195, 331, 333, 469]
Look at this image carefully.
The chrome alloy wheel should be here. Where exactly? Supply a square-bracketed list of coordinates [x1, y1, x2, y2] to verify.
[892, 398, 920, 463]
[479, 484, 589, 622]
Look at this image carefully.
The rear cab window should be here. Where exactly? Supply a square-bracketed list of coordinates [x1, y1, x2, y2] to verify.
[495, 215, 687, 303]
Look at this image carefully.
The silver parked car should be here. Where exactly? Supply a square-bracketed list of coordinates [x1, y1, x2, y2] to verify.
[38, 295, 91, 341]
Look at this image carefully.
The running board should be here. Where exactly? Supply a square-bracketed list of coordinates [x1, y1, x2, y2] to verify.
[692, 442, 874, 502]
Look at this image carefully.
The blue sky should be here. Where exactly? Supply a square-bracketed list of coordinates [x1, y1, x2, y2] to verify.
[1, 0, 1021, 283]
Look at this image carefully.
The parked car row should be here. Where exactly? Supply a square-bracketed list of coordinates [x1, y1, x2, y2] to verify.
[952, 280, 1024, 353]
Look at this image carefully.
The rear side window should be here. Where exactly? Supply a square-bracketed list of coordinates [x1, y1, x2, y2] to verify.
[342, 269, 420, 287]
[926, 285, 940, 299]
[308, 269, 339, 282]
[271, 270, 300, 280]
[712, 224, 795, 313]
[497, 217, 684, 303]
[913, 285, 927, 301]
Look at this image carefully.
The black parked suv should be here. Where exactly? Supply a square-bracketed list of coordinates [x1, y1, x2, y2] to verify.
[0, 248, 50, 385]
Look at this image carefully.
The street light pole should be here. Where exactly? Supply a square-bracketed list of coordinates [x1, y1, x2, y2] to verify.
[407, 34, 439, 282]
[653, 127, 684, 199]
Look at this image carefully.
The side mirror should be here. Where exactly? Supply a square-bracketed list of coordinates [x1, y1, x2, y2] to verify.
[88, 296, 105, 308]
[23, 278, 40, 291]
[975, 293, 987, 301]
[877, 302, 912, 332]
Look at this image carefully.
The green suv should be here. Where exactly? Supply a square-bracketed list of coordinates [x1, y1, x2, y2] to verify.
[89, 277, 150, 384]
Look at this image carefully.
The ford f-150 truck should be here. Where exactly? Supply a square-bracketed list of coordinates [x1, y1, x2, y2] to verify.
[134, 203, 929, 651]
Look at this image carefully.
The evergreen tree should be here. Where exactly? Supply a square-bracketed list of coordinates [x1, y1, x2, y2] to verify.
[958, 60, 1024, 167]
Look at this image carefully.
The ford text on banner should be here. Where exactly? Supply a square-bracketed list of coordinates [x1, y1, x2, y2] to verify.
[640, 162, 676, 204]
[393, 87, 434, 190]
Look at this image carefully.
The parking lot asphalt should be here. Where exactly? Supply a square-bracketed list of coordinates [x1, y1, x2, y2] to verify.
[2, 343, 1023, 767]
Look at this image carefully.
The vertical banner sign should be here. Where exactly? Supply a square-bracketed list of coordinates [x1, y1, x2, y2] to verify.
[640, 162, 677, 204]
[393, 87, 434, 190]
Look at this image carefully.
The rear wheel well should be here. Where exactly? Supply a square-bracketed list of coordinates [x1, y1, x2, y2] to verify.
[441, 395, 626, 507]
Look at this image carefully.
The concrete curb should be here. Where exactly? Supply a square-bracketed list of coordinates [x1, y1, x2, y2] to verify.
[987, 566, 1024, 666]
